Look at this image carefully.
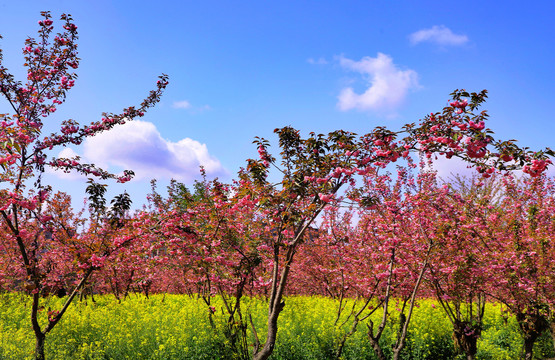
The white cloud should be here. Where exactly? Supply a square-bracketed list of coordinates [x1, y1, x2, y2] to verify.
[425, 155, 477, 181]
[337, 53, 419, 112]
[58, 147, 79, 159]
[57, 120, 228, 182]
[172, 100, 211, 113]
[428, 154, 555, 182]
[172, 100, 192, 109]
[409, 25, 468, 46]
[307, 57, 328, 65]
[46, 147, 84, 181]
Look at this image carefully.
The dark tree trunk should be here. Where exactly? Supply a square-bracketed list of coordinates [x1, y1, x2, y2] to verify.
[452, 321, 480, 360]
[550, 320, 555, 359]
[35, 332, 46, 360]
[516, 310, 548, 360]
[522, 335, 536, 360]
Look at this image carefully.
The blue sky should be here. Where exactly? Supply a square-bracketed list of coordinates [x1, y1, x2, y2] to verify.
[1, 1, 554, 208]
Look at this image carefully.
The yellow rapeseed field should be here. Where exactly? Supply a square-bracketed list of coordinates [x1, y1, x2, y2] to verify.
[0, 294, 551, 359]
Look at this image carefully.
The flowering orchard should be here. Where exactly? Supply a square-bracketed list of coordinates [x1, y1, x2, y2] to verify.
[2, 11, 555, 360]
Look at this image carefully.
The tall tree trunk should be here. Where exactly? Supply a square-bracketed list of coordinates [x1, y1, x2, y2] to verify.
[517, 310, 548, 360]
[522, 335, 535, 360]
[391, 254, 429, 360]
[252, 300, 285, 360]
[452, 321, 479, 360]
[35, 332, 46, 360]
[367, 334, 387, 360]
[252, 207, 326, 360]
[550, 320, 555, 359]
[32, 267, 95, 360]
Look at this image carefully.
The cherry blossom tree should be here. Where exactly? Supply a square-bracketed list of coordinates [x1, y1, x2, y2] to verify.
[288, 205, 382, 359]
[484, 174, 555, 360]
[421, 175, 504, 360]
[0, 12, 167, 359]
[345, 167, 444, 360]
[240, 127, 377, 360]
[139, 173, 271, 359]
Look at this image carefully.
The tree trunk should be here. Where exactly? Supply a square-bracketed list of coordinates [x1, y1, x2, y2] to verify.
[334, 316, 360, 360]
[453, 321, 479, 360]
[522, 335, 535, 360]
[367, 336, 387, 360]
[516, 310, 548, 360]
[35, 332, 46, 360]
[391, 313, 407, 360]
[392, 347, 402, 360]
[252, 301, 284, 360]
[551, 321, 555, 358]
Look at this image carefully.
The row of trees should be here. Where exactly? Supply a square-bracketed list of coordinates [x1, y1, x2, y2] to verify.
[1, 12, 554, 360]
[136, 167, 555, 360]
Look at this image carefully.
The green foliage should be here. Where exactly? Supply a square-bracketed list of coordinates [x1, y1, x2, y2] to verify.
[86, 179, 108, 218]
[166, 178, 209, 211]
[86, 179, 132, 226]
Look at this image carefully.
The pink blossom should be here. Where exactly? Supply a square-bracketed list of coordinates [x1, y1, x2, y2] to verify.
[332, 167, 342, 178]
[501, 154, 513, 162]
[89, 254, 106, 268]
[469, 121, 485, 131]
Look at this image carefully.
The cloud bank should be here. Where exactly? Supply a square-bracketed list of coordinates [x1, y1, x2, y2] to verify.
[337, 53, 419, 113]
[307, 57, 328, 65]
[409, 25, 468, 46]
[172, 100, 192, 109]
[172, 99, 211, 113]
[52, 120, 227, 182]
